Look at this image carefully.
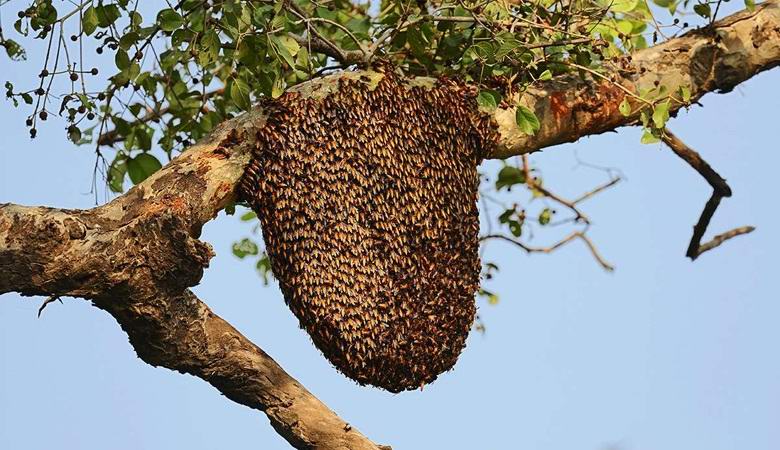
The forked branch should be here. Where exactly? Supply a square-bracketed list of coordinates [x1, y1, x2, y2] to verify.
[661, 129, 755, 260]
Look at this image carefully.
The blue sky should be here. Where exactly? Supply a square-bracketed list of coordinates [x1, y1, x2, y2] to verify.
[2, 9, 780, 450]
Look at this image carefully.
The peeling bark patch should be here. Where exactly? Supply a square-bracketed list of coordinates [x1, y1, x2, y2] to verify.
[714, 51, 750, 92]
[690, 43, 719, 91]
[549, 92, 569, 120]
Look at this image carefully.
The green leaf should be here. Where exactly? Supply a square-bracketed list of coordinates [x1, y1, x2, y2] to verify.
[108, 158, 127, 193]
[679, 85, 691, 103]
[515, 105, 540, 135]
[256, 254, 273, 285]
[1, 39, 26, 61]
[652, 100, 670, 129]
[157, 9, 184, 32]
[498, 208, 515, 223]
[115, 49, 130, 70]
[479, 288, 500, 305]
[538, 69, 553, 81]
[693, 3, 712, 18]
[126, 153, 162, 184]
[232, 238, 259, 258]
[270, 35, 298, 68]
[745, 0, 756, 11]
[619, 98, 632, 117]
[230, 79, 251, 111]
[495, 165, 526, 190]
[240, 211, 257, 221]
[68, 126, 82, 144]
[477, 90, 501, 111]
[539, 208, 553, 225]
[82, 6, 98, 35]
[95, 4, 121, 28]
[610, 0, 639, 13]
[641, 129, 661, 144]
[508, 220, 523, 237]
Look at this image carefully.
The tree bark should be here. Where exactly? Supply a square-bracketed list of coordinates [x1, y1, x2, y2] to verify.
[1, 2, 779, 449]
[490, 0, 780, 158]
[0, 113, 385, 450]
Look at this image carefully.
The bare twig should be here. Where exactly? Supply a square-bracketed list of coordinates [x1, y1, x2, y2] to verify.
[481, 232, 615, 271]
[572, 177, 621, 204]
[662, 129, 755, 260]
[522, 155, 591, 224]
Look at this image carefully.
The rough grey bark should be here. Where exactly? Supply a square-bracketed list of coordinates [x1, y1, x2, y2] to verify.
[0, 113, 385, 450]
[1, 3, 779, 449]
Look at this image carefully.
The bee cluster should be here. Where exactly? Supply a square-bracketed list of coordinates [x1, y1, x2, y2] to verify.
[240, 70, 498, 392]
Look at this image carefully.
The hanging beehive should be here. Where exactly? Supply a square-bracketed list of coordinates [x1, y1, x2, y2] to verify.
[240, 69, 498, 392]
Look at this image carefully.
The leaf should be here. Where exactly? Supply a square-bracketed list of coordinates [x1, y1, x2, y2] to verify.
[619, 98, 632, 117]
[538, 208, 553, 225]
[495, 165, 526, 190]
[230, 79, 251, 111]
[679, 85, 691, 103]
[95, 4, 121, 28]
[479, 289, 500, 305]
[256, 254, 273, 285]
[68, 126, 82, 144]
[107, 158, 127, 193]
[82, 6, 98, 35]
[693, 3, 712, 18]
[1, 39, 26, 61]
[270, 35, 297, 68]
[538, 69, 553, 81]
[641, 129, 661, 144]
[498, 208, 515, 223]
[652, 100, 670, 129]
[232, 238, 259, 258]
[610, 0, 639, 13]
[477, 90, 501, 111]
[240, 211, 257, 221]
[515, 105, 540, 135]
[745, 0, 756, 11]
[508, 220, 523, 237]
[115, 49, 130, 70]
[157, 9, 184, 32]
[126, 153, 162, 184]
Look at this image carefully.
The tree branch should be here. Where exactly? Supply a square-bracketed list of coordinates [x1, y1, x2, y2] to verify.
[0, 106, 386, 450]
[489, 0, 780, 158]
[661, 129, 755, 259]
[1, 3, 777, 447]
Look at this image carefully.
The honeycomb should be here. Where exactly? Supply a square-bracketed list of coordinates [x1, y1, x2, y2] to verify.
[240, 69, 498, 392]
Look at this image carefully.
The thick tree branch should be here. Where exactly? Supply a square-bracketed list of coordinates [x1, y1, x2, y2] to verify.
[0, 107, 385, 450]
[489, 0, 780, 158]
[1, 3, 777, 447]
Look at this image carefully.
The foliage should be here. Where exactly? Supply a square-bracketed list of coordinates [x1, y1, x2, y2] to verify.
[0, 0, 739, 307]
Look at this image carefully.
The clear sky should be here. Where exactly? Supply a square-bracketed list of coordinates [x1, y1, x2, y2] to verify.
[2, 8, 780, 450]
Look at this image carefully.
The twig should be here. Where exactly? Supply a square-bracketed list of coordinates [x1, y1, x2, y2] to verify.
[572, 177, 621, 204]
[662, 129, 755, 260]
[481, 232, 615, 271]
[522, 155, 591, 224]
[286, 3, 366, 65]
[37, 295, 62, 318]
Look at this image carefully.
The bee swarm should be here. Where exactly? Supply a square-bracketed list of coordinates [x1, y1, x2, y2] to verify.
[240, 70, 498, 392]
